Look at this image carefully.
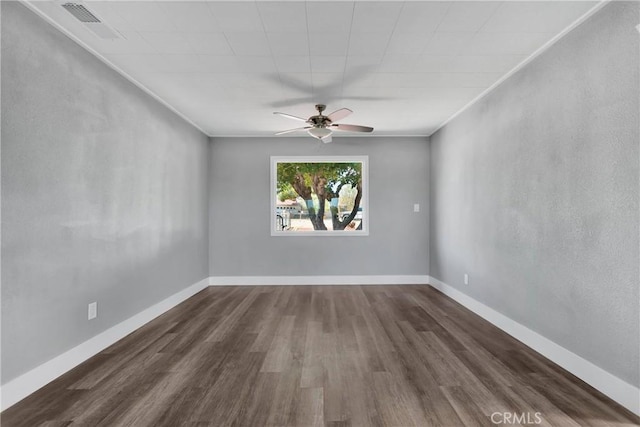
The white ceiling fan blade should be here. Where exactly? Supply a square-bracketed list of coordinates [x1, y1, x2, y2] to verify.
[273, 112, 308, 122]
[275, 127, 310, 135]
[327, 108, 352, 122]
[331, 123, 374, 133]
[321, 135, 333, 144]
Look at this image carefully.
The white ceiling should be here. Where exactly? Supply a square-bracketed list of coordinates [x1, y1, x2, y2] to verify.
[27, 1, 599, 137]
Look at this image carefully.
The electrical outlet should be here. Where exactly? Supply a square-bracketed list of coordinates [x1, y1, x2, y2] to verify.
[88, 302, 97, 320]
[464, 274, 469, 285]
[414, 203, 420, 212]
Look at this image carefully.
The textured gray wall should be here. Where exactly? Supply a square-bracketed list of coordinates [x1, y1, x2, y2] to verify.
[209, 137, 429, 276]
[429, 2, 639, 386]
[1, 2, 209, 383]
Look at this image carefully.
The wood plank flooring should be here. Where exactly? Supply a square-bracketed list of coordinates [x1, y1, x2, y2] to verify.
[2, 285, 638, 426]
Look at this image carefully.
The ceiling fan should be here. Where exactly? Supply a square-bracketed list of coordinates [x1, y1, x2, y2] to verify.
[274, 104, 373, 143]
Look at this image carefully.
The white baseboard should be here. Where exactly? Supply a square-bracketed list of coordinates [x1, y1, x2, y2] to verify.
[428, 276, 640, 416]
[0, 277, 209, 411]
[209, 275, 430, 286]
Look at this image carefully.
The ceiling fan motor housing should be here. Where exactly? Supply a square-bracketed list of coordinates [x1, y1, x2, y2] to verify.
[308, 116, 330, 127]
[309, 104, 330, 127]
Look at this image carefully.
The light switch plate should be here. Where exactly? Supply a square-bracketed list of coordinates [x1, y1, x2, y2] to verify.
[88, 302, 97, 320]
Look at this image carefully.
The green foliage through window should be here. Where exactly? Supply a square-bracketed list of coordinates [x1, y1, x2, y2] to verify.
[275, 161, 364, 232]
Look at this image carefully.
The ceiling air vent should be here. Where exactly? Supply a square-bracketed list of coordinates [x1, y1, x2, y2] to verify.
[61, 2, 122, 39]
[61, 3, 100, 23]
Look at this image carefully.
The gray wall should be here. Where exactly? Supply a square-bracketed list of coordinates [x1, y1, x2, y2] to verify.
[429, 1, 639, 386]
[209, 137, 429, 276]
[1, 2, 209, 383]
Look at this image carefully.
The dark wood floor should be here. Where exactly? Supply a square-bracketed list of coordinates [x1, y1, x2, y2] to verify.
[2, 285, 638, 426]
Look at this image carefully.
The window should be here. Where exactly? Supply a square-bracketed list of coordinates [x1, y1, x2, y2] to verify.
[271, 156, 369, 236]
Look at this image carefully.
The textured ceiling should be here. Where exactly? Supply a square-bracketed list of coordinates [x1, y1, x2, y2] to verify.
[27, 1, 599, 137]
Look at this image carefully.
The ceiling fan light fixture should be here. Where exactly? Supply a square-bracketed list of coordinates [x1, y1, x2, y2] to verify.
[307, 127, 332, 139]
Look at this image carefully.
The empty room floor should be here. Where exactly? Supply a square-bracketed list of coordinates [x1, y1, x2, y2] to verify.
[2, 285, 638, 426]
